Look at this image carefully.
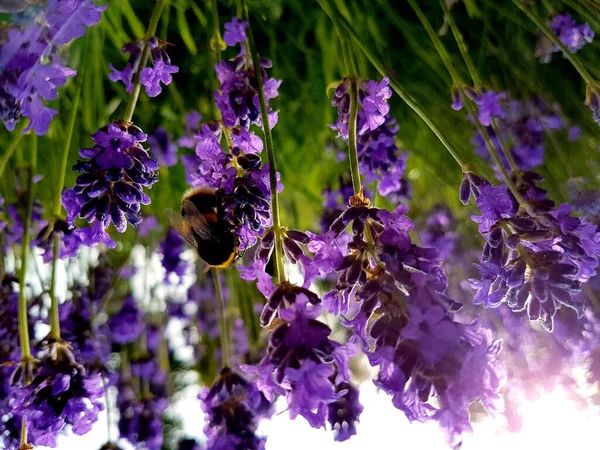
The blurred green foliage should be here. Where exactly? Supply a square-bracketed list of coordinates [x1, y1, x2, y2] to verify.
[1, 0, 600, 250]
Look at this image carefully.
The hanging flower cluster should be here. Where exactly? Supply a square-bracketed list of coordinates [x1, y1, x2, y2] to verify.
[310, 197, 503, 445]
[11, 341, 105, 448]
[109, 37, 179, 97]
[0, 0, 106, 134]
[331, 78, 409, 199]
[61, 121, 159, 236]
[182, 17, 282, 249]
[536, 13, 594, 63]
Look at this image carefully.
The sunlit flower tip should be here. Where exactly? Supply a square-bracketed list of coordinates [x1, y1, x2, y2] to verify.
[223, 17, 249, 47]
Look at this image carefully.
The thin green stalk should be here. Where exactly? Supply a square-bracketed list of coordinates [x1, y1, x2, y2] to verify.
[348, 79, 361, 194]
[244, 2, 286, 283]
[18, 133, 37, 448]
[407, 0, 526, 203]
[54, 47, 86, 217]
[212, 268, 230, 368]
[101, 376, 112, 443]
[439, 0, 481, 88]
[0, 121, 28, 180]
[460, 92, 527, 205]
[512, 0, 595, 85]
[318, 0, 467, 171]
[123, 0, 168, 122]
[49, 234, 61, 340]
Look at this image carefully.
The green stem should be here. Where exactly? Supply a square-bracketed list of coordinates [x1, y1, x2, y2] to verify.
[54, 48, 86, 217]
[49, 234, 61, 340]
[439, 0, 481, 88]
[407, 0, 525, 203]
[244, 3, 286, 284]
[18, 134, 37, 361]
[347, 79, 361, 194]
[123, 0, 168, 122]
[512, 0, 595, 85]
[212, 268, 230, 368]
[18, 134, 37, 448]
[102, 376, 112, 443]
[460, 92, 527, 205]
[0, 120, 28, 180]
[318, 0, 467, 171]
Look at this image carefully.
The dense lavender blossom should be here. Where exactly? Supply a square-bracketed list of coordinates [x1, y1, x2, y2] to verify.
[462, 171, 600, 331]
[310, 198, 503, 445]
[0, 0, 105, 134]
[420, 205, 459, 260]
[109, 37, 178, 97]
[148, 127, 178, 167]
[62, 121, 158, 234]
[536, 14, 594, 63]
[108, 295, 144, 344]
[243, 284, 351, 430]
[11, 342, 105, 447]
[160, 228, 189, 284]
[117, 371, 167, 450]
[213, 33, 281, 128]
[464, 93, 570, 174]
[59, 285, 111, 374]
[330, 78, 408, 198]
[200, 367, 267, 450]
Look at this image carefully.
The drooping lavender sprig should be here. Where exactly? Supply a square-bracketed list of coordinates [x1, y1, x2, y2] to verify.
[311, 199, 504, 446]
[11, 341, 105, 448]
[109, 37, 179, 98]
[536, 14, 594, 63]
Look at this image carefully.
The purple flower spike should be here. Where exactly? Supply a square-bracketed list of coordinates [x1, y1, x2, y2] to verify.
[63, 121, 158, 235]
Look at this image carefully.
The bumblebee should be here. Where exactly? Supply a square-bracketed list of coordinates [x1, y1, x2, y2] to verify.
[165, 187, 239, 268]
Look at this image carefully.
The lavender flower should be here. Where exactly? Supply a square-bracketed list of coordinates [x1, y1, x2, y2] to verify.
[463, 171, 600, 331]
[330, 78, 408, 199]
[420, 205, 459, 260]
[200, 367, 267, 450]
[213, 49, 281, 129]
[117, 374, 167, 450]
[11, 341, 105, 447]
[223, 18, 248, 47]
[328, 382, 363, 442]
[148, 126, 178, 167]
[178, 110, 203, 148]
[63, 121, 158, 234]
[108, 295, 144, 344]
[109, 37, 178, 97]
[536, 14, 594, 63]
[0, 0, 105, 134]
[244, 284, 350, 429]
[311, 198, 504, 445]
[160, 228, 189, 284]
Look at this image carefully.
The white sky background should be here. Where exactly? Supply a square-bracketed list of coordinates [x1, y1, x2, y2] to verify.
[15, 248, 600, 450]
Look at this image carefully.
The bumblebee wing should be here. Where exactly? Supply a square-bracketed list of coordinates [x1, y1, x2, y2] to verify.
[164, 208, 198, 248]
[181, 199, 219, 242]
